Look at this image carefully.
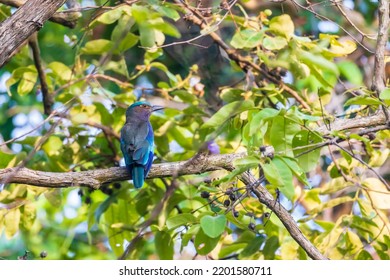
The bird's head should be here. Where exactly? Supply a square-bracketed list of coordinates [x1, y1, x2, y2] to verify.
[126, 101, 164, 121]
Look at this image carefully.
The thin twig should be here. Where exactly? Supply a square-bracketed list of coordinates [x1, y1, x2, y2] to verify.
[173, 0, 312, 111]
[333, 142, 390, 191]
[291, 0, 374, 54]
[28, 34, 53, 115]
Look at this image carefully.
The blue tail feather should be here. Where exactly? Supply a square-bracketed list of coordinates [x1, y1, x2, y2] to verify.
[132, 165, 145, 189]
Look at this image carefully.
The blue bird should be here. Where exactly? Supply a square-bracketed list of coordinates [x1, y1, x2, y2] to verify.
[120, 101, 163, 189]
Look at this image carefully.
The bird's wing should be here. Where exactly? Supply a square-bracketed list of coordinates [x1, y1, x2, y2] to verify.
[120, 121, 149, 166]
[133, 140, 152, 165]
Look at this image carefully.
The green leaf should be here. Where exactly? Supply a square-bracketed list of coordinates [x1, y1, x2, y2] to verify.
[118, 33, 139, 52]
[261, 160, 283, 187]
[279, 156, 310, 186]
[81, 39, 113, 55]
[262, 35, 288, 50]
[292, 130, 323, 172]
[152, 4, 180, 21]
[271, 157, 295, 200]
[6, 66, 38, 96]
[344, 95, 382, 106]
[0, 151, 15, 168]
[194, 228, 220, 255]
[240, 235, 265, 257]
[139, 25, 156, 48]
[337, 61, 363, 85]
[299, 50, 339, 76]
[220, 88, 246, 103]
[150, 19, 180, 38]
[230, 29, 263, 49]
[233, 156, 260, 170]
[166, 213, 197, 230]
[200, 215, 226, 238]
[91, 6, 130, 26]
[155, 231, 174, 260]
[48, 62, 72, 81]
[42, 136, 63, 156]
[356, 250, 373, 260]
[249, 108, 279, 136]
[379, 88, 390, 105]
[263, 236, 279, 259]
[269, 14, 294, 40]
[95, 193, 119, 223]
[270, 115, 301, 157]
[201, 100, 254, 130]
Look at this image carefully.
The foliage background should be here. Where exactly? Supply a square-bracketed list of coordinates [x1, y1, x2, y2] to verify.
[0, 0, 389, 260]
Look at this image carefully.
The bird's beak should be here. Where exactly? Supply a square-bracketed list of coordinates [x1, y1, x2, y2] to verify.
[152, 105, 164, 112]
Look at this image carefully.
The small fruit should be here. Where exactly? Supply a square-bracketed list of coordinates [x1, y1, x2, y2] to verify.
[201, 191, 210, 198]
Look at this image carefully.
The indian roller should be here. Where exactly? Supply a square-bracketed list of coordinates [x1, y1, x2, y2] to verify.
[120, 101, 163, 189]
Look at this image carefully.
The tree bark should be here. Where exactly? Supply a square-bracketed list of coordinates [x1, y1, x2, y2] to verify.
[0, 0, 66, 68]
[0, 0, 78, 28]
[0, 148, 274, 189]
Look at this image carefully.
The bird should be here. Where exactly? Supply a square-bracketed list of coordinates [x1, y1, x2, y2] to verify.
[120, 101, 163, 189]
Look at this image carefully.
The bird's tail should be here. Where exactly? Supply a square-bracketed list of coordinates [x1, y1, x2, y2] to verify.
[132, 165, 145, 189]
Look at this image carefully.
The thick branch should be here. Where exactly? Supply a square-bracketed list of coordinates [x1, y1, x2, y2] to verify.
[372, 0, 389, 93]
[316, 110, 389, 135]
[0, 0, 79, 28]
[0, 0, 66, 68]
[0, 148, 274, 189]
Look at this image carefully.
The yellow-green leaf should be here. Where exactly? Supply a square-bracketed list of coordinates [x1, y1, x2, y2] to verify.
[22, 203, 36, 230]
[363, 178, 390, 210]
[81, 39, 113, 55]
[48, 62, 72, 81]
[5, 208, 21, 239]
[269, 15, 294, 40]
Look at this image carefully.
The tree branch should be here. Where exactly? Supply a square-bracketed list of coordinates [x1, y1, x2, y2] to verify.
[372, 0, 390, 121]
[0, 0, 79, 28]
[28, 34, 53, 115]
[316, 110, 389, 135]
[0, 0, 67, 68]
[240, 171, 328, 260]
[0, 147, 274, 189]
[372, 0, 389, 93]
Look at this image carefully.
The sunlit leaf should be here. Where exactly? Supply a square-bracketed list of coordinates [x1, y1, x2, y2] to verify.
[363, 178, 390, 209]
[5, 208, 20, 239]
[269, 14, 294, 40]
[262, 35, 288, 50]
[230, 29, 263, 49]
[81, 39, 113, 55]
